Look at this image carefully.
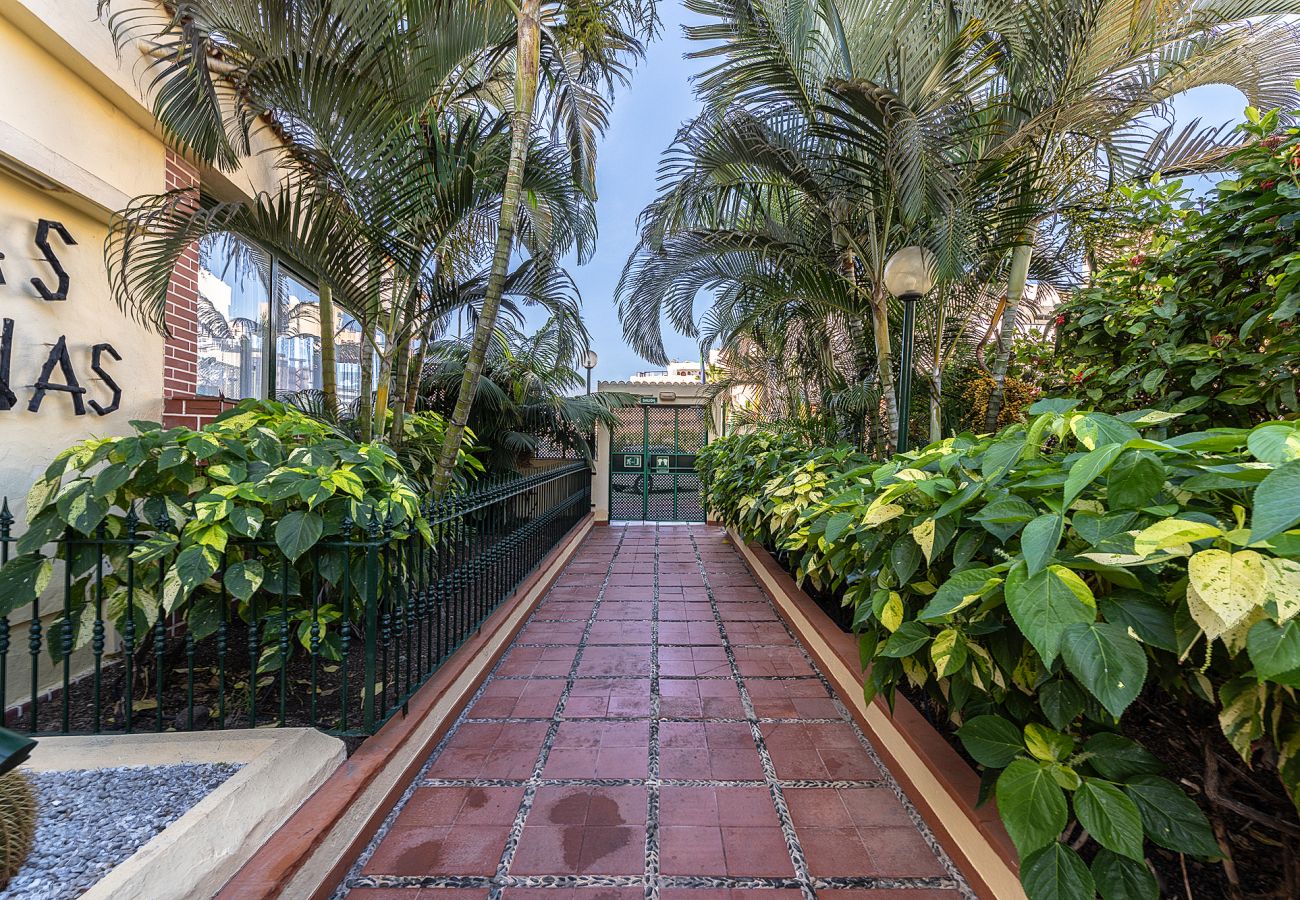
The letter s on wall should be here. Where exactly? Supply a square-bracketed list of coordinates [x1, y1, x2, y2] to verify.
[31, 219, 77, 301]
[90, 343, 123, 416]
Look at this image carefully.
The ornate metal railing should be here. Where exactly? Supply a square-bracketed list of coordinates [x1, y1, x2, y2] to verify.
[0, 462, 591, 737]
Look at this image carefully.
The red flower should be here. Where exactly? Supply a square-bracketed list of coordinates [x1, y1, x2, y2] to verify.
[1262, 135, 1284, 150]
[1054, 314, 1067, 327]
[1260, 179, 1277, 191]
[1211, 334, 1231, 348]
[1129, 254, 1146, 267]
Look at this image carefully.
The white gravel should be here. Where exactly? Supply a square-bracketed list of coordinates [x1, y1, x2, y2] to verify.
[2, 763, 241, 900]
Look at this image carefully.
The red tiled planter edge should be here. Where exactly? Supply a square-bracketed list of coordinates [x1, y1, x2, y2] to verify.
[216, 514, 595, 899]
[727, 528, 1024, 900]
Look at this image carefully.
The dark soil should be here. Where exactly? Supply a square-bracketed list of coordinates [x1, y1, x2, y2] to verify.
[792, 557, 1300, 899]
[6, 612, 481, 757]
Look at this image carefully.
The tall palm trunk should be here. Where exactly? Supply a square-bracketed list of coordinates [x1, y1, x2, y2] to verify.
[984, 237, 1034, 432]
[403, 328, 430, 419]
[358, 325, 375, 442]
[318, 284, 338, 419]
[869, 288, 900, 454]
[431, 0, 542, 495]
[929, 365, 943, 444]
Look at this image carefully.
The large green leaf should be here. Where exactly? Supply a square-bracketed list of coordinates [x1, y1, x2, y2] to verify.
[225, 560, 265, 603]
[973, 496, 1038, 542]
[1252, 459, 1300, 541]
[1124, 776, 1221, 858]
[0, 553, 54, 616]
[1060, 622, 1148, 718]
[918, 567, 1001, 621]
[996, 759, 1068, 856]
[891, 537, 921, 583]
[1021, 514, 1064, 576]
[1248, 423, 1300, 464]
[824, 511, 854, 544]
[1073, 778, 1144, 860]
[957, 715, 1023, 768]
[1091, 849, 1158, 900]
[879, 620, 930, 657]
[1064, 443, 1126, 507]
[275, 510, 324, 561]
[1083, 733, 1162, 782]
[1106, 451, 1165, 510]
[174, 545, 219, 598]
[1247, 619, 1300, 682]
[1020, 842, 1094, 900]
[1038, 680, 1085, 731]
[1072, 413, 1141, 450]
[1006, 563, 1096, 666]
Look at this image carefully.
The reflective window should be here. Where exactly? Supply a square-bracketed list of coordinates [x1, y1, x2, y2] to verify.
[275, 268, 323, 396]
[197, 235, 270, 399]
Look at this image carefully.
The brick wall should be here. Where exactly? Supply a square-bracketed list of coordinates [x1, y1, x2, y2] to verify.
[160, 150, 231, 430]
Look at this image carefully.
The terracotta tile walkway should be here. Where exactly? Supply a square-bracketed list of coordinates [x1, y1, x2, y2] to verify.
[336, 525, 972, 900]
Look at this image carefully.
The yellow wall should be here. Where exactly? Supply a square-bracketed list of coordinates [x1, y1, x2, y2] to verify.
[0, 1, 284, 707]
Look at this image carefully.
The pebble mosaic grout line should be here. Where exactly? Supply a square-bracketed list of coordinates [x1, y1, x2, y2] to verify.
[714, 530, 980, 900]
[643, 525, 662, 900]
[420, 777, 891, 790]
[687, 532, 816, 900]
[462, 716, 852, 726]
[341, 873, 958, 891]
[485, 527, 633, 900]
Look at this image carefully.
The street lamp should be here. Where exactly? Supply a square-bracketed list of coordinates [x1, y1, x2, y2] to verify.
[883, 246, 936, 454]
[583, 349, 599, 395]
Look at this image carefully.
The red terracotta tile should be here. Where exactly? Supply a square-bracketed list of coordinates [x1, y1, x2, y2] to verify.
[720, 825, 794, 876]
[860, 826, 947, 876]
[746, 680, 839, 719]
[660, 825, 726, 875]
[364, 824, 507, 876]
[497, 646, 579, 677]
[797, 826, 878, 877]
[395, 787, 523, 828]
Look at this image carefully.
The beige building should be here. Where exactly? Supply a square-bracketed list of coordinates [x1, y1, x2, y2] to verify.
[0, 1, 310, 710]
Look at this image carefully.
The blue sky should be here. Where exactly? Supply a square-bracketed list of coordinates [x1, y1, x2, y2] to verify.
[560, 0, 1250, 386]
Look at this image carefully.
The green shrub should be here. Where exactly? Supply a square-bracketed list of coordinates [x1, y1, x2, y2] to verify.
[700, 404, 1300, 898]
[0, 400, 435, 669]
[1048, 110, 1300, 427]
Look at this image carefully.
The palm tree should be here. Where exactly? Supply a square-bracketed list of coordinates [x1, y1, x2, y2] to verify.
[420, 318, 636, 472]
[429, 0, 660, 493]
[976, 0, 1300, 429]
[621, 0, 1005, 451]
[98, 1, 606, 449]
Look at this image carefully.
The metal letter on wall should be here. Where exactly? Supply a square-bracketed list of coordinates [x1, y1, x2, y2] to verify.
[31, 219, 77, 302]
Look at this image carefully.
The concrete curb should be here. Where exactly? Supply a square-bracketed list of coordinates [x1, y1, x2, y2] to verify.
[27, 728, 345, 900]
[727, 528, 1025, 900]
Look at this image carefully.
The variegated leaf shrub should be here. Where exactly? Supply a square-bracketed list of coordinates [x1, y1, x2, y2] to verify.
[699, 403, 1300, 899]
[0, 401, 473, 671]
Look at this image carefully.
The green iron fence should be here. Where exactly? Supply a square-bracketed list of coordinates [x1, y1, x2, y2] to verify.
[0, 462, 591, 737]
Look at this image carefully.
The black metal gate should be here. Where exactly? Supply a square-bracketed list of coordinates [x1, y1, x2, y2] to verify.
[609, 404, 708, 522]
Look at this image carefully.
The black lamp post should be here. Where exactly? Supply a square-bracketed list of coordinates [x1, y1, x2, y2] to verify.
[884, 246, 936, 454]
[583, 349, 598, 395]
[0, 727, 36, 777]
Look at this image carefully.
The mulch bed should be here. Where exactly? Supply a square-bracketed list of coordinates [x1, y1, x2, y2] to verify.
[6, 619, 467, 757]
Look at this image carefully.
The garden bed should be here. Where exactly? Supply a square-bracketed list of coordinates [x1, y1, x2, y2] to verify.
[764, 541, 1298, 899]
